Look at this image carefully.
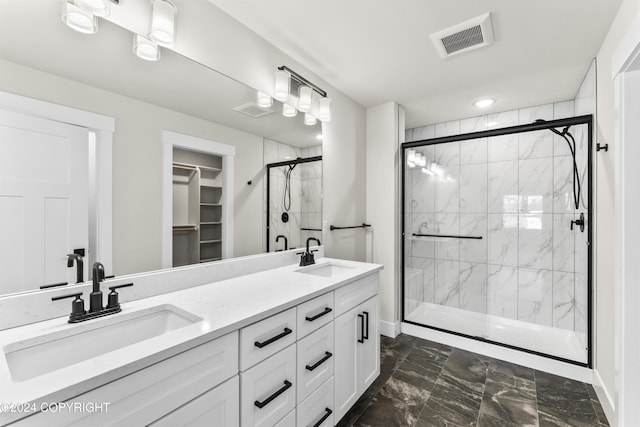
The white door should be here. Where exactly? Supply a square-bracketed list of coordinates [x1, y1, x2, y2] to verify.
[0, 109, 89, 293]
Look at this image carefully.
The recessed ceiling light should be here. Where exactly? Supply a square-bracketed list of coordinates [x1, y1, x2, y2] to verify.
[474, 98, 495, 108]
[315, 134, 323, 141]
[486, 121, 498, 127]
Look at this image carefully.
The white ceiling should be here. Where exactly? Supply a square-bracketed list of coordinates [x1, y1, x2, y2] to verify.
[209, 0, 622, 128]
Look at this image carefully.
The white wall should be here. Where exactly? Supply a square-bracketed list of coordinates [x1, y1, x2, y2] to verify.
[0, 59, 264, 275]
[366, 102, 403, 329]
[593, 0, 640, 421]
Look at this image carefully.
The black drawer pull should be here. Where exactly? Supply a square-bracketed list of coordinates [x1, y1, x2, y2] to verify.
[305, 351, 333, 371]
[305, 307, 332, 322]
[363, 311, 369, 340]
[357, 314, 365, 343]
[254, 380, 292, 409]
[309, 408, 333, 427]
[254, 327, 293, 348]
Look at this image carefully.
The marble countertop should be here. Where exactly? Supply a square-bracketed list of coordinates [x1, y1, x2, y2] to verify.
[0, 257, 382, 424]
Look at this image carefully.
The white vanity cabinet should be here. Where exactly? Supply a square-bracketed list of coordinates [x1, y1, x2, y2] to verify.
[333, 275, 380, 422]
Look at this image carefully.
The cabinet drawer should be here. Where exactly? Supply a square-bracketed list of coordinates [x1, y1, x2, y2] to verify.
[334, 274, 378, 316]
[241, 344, 296, 427]
[297, 377, 334, 427]
[240, 307, 296, 370]
[20, 331, 239, 426]
[274, 410, 296, 427]
[150, 375, 239, 427]
[297, 292, 334, 338]
[297, 323, 334, 403]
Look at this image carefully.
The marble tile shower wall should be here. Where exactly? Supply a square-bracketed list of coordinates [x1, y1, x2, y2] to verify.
[404, 101, 590, 335]
[264, 140, 322, 251]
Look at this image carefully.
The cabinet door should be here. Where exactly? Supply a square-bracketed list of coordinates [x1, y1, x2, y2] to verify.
[358, 296, 380, 391]
[150, 376, 239, 427]
[333, 307, 360, 421]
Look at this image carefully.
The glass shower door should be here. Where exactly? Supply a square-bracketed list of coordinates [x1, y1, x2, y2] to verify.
[402, 117, 592, 366]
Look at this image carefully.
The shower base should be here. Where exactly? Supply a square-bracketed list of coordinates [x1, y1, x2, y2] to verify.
[405, 302, 587, 364]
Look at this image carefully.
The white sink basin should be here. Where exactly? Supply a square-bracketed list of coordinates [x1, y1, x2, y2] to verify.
[3, 304, 202, 382]
[297, 263, 355, 277]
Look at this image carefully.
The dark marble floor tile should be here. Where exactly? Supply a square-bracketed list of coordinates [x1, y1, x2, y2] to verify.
[585, 385, 610, 426]
[418, 388, 481, 427]
[488, 358, 535, 383]
[353, 376, 430, 427]
[438, 348, 490, 394]
[535, 371, 599, 426]
[478, 376, 538, 426]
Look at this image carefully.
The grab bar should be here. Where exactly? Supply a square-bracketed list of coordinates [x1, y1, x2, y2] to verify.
[412, 233, 482, 240]
[330, 223, 371, 231]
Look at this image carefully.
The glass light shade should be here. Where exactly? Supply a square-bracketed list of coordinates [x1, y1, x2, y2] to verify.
[407, 150, 416, 164]
[298, 85, 313, 112]
[62, 2, 97, 34]
[318, 97, 331, 122]
[304, 113, 317, 126]
[75, 0, 110, 17]
[149, 0, 177, 47]
[282, 103, 297, 118]
[133, 34, 161, 61]
[256, 91, 273, 108]
[274, 70, 290, 101]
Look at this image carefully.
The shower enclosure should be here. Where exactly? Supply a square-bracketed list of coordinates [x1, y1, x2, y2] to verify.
[266, 155, 323, 252]
[402, 116, 592, 366]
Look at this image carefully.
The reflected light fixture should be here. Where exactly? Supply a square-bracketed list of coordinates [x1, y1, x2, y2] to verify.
[282, 103, 297, 118]
[315, 134, 323, 141]
[256, 91, 273, 108]
[62, 1, 98, 34]
[304, 113, 317, 126]
[133, 34, 161, 61]
[298, 85, 313, 113]
[274, 69, 290, 101]
[149, 0, 177, 47]
[75, 0, 111, 17]
[474, 98, 495, 108]
[318, 97, 331, 122]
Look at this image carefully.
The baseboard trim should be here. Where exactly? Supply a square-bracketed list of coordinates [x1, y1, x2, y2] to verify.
[593, 368, 616, 426]
[401, 322, 593, 383]
[379, 320, 400, 338]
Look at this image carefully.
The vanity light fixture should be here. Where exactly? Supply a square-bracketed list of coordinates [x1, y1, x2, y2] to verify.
[282, 103, 297, 118]
[133, 34, 161, 61]
[149, 0, 177, 47]
[276, 65, 331, 120]
[274, 69, 291, 101]
[257, 91, 273, 108]
[74, 0, 111, 17]
[298, 85, 313, 113]
[62, 1, 98, 34]
[304, 113, 317, 126]
[474, 98, 495, 108]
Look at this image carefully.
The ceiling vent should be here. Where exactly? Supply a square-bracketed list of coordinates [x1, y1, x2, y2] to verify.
[431, 13, 494, 59]
[233, 102, 274, 118]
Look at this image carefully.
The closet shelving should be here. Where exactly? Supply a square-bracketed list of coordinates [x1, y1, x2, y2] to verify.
[172, 161, 223, 266]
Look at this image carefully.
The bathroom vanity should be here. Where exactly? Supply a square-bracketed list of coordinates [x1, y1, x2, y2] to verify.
[0, 255, 382, 426]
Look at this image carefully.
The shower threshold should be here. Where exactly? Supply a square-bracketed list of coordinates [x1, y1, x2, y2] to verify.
[405, 302, 587, 364]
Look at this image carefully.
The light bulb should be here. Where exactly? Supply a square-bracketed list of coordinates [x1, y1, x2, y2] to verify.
[256, 91, 273, 108]
[149, 0, 177, 47]
[275, 70, 290, 101]
[304, 113, 317, 126]
[75, 0, 110, 17]
[282, 103, 297, 118]
[133, 34, 161, 61]
[62, 2, 97, 34]
[298, 85, 312, 113]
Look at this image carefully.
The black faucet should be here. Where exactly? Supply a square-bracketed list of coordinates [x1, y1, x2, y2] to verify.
[90, 262, 105, 313]
[300, 237, 321, 266]
[66, 253, 84, 283]
[275, 235, 288, 251]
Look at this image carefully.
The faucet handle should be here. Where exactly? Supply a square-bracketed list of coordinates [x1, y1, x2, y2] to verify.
[52, 292, 86, 321]
[106, 283, 134, 310]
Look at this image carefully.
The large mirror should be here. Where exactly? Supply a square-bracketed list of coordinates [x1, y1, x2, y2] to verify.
[0, 1, 323, 296]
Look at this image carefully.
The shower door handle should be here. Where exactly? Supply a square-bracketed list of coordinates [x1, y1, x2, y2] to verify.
[570, 212, 585, 232]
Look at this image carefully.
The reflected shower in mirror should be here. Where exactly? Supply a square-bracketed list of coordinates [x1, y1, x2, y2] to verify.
[265, 141, 323, 252]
